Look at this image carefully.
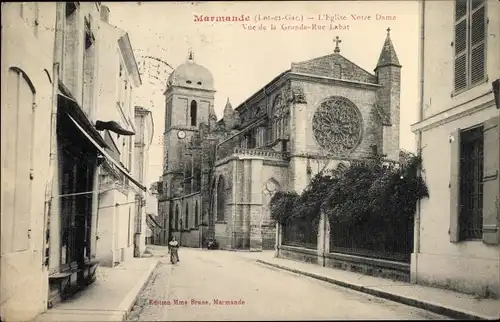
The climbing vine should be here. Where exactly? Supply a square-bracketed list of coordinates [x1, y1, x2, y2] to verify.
[270, 151, 429, 232]
[269, 191, 299, 224]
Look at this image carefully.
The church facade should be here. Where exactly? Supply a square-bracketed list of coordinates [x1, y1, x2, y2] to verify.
[157, 30, 402, 250]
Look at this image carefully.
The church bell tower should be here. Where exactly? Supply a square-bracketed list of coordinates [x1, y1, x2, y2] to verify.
[162, 51, 217, 199]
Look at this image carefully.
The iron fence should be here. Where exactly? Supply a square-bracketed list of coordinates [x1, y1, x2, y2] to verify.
[282, 219, 318, 250]
[329, 216, 413, 263]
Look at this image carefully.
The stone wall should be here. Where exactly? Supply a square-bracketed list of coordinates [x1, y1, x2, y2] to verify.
[215, 223, 230, 249]
[261, 224, 276, 250]
[376, 64, 401, 161]
[180, 229, 201, 248]
[296, 80, 380, 159]
[324, 253, 410, 282]
[278, 246, 319, 265]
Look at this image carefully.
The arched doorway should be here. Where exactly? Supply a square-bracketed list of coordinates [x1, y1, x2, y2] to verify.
[261, 178, 280, 250]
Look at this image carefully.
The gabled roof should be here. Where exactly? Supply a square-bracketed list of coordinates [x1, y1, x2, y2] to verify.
[291, 53, 378, 85]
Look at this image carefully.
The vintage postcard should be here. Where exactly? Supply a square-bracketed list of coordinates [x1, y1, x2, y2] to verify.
[1, 1, 499, 321]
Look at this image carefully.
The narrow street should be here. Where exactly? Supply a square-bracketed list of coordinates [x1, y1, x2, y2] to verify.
[128, 247, 450, 321]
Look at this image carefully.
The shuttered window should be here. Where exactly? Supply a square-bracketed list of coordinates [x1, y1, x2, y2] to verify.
[449, 116, 500, 245]
[459, 126, 484, 240]
[454, 0, 487, 92]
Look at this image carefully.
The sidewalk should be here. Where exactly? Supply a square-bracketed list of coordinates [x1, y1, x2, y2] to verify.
[32, 257, 159, 322]
[254, 253, 500, 320]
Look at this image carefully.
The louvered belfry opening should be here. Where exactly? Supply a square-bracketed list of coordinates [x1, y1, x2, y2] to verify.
[459, 126, 484, 240]
[190, 100, 197, 126]
[454, 0, 487, 93]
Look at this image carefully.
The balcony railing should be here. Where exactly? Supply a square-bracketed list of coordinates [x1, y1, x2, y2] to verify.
[233, 147, 289, 159]
[216, 147, 289, 163]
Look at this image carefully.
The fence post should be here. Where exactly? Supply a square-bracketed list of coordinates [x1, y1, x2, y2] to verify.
[324, 213, 330, 266]
[274, 222, 282, 258]
[317, 212, 326, 266]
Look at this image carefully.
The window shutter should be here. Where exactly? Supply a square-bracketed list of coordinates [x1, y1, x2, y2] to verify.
[470, 4, 486, 85]
[455, 0, 467, 21]
[482, 116, 499, 245]
[449, 129, 461, 242]
[454, 18, 468, 92]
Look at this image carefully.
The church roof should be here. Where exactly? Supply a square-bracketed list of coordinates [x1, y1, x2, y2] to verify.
[291, 52, 378, 85]
[375, 28, 401, 70]
[231, 35, 396, 113]
[167, 51, 215, 91]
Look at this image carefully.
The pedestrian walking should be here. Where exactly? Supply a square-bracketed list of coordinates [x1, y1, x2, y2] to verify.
[168, 236, 180, 264]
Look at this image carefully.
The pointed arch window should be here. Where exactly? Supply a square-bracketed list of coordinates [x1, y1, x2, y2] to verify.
[185, 203, 189, 229]
[216, 177, 226, 222]
[283, 114, 290, 137]
[190, 100, 197, 126]
[175, 204, 180, 230]
[195, 201, 199, 227]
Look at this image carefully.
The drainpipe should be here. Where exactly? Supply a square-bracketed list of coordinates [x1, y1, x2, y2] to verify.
[43, 2, 64, 269]
[413, 0, 425, 283]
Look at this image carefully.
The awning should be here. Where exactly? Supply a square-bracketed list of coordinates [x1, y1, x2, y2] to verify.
[147, 214, 163, 228]
[67, 114, 146, 191]
[57, 87, 109, 149]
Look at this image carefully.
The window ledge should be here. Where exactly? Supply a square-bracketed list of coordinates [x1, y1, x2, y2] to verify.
[458, 237, 483, 243]
[215, 221, 227, 224]
[451, 78, 490, 103]
[411, 95, 495, 133]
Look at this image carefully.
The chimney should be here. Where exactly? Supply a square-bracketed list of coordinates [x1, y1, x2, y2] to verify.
[100, 5, 110, 23]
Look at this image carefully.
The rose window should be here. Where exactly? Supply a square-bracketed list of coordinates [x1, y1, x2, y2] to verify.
[312, 97, 363, 154]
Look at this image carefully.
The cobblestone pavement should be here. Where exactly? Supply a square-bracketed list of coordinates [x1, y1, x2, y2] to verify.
[128, 247, 451, 321]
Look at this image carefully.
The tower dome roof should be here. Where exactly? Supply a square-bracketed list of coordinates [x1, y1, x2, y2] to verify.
[167, 52, 214, 91]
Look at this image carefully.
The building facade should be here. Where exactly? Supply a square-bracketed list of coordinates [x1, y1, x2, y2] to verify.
[1, 3, 147, 321]
[93, 7, 145, 268]
[134, 106, 155, 256]
[158, 31, 402, 250]
[1, 3, 56, 320]
[411, 0, 499, 298]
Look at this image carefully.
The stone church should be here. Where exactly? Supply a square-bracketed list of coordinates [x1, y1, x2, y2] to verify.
[157, 29, 402, 251]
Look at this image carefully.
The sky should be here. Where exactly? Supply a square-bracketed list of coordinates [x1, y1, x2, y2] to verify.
[103, 1, 420, 187]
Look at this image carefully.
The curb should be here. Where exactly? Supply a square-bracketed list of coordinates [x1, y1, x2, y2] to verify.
[120, 259, 161, 321]
[256, 259, 497, 321]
